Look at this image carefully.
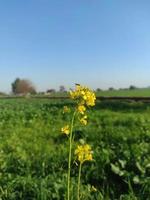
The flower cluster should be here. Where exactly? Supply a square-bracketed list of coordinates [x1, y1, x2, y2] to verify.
[77, 105, 86, 115]
[61, 125, 70, 135]
[70, 84, 96, 126]
[80, 115, 87, 126]
[70, 85, 96, 107]
[75, 144, 93, 164]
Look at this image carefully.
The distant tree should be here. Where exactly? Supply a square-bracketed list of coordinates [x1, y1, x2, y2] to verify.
[96, 88, 102, 92]
[11, 78, 36, 94]
[11, 78, 20, 94]
[47, 89, 56, 93]
[109, 87, 114, 91]
[59, 85, 66, 92]
[38, 91, 45, 95]
[129, 85, 137, 90]
[0, 92, 6, 96]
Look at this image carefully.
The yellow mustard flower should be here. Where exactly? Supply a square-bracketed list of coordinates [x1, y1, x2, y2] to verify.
[77, 105, 86, 114]
[61, 125, 70, 135]
[70, 84, 96, 107]
[80, 115, 87, 125]
[69, 84, 81, 99]
[85, 91, 96, 106]
[63, 106, 70, 113]
[75, 144, 93, 164]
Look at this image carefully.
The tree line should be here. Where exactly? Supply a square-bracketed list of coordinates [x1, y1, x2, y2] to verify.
[11, 78, 67, 95]
[1, 77, 141, 96]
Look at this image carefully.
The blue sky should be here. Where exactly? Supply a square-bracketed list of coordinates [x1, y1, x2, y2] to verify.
[0, 0, 150, 92]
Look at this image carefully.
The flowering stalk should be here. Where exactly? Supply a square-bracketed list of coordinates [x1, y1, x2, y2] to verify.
[61, 84, 96, 199]
[75, 144, 93, 200]
[77, 162, 82, 200]
[67, 111, 76, 200]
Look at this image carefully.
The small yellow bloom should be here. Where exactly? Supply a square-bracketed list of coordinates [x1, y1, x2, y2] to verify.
[63, 106, 70, 113]
[81, 91, 85, 95]
[84, 91, 96, 106]
[83, 95, 87, 100]
[69, 90, 75, 99]
[61, 125, 70, 135]
[77, 105, 86, 114]
[75, 144, 93, 164]
[80, 115, 87, 125]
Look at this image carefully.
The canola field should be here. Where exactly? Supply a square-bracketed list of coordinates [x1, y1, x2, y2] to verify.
[0, 98, 150, 199]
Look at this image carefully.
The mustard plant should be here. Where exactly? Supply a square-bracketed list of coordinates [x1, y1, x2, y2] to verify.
[61, 84, 96, 200]
[75, 144, 93, 200]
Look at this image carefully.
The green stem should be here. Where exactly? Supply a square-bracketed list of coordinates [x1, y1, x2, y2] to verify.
[77, 162, 82, 200]
[67, 111, 76, 200]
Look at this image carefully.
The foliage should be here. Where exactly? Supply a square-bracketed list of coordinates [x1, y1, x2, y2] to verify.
[11, 78, 36, 94]
[129, 85, 137, 90]
[96, 87, 150, 97]
[0, 99, 149, 199]
[11, 78, 20, 94]
[59, 85, 66, 93]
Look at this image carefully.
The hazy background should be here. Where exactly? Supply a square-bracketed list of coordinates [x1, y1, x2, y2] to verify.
[0, 0, 150, 92]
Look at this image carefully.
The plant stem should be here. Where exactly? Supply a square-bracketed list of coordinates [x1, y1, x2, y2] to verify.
[67, 111, 76, 200]
[77, 162, 82, 200]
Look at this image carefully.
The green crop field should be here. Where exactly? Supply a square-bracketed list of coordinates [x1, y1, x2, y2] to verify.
[96, 88, 150, 97]
[0, 98, 150, 199]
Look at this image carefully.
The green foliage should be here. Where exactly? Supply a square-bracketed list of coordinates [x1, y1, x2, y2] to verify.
[0, 99, 149, 199]
[96, 87, 150, 97]
[11, 78, 36, 94]
[11, 78, 20, 94]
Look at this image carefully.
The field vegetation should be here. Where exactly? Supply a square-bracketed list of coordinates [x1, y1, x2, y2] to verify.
[0, 98, 149, 199]
[96, 88, 150, 97]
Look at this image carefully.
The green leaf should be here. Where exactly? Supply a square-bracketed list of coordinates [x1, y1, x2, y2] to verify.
[133, 176, 140, 184]
[118, 159, 126, 168]
[111, 163, 120, 175]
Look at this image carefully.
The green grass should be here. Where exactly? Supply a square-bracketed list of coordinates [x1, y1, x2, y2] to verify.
[1, 88, 150, 99]
[96, 88, 150, 97]
[0, 99, 149, 199]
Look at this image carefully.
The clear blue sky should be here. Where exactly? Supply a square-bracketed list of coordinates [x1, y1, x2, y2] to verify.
[0, 0, 150, 92]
